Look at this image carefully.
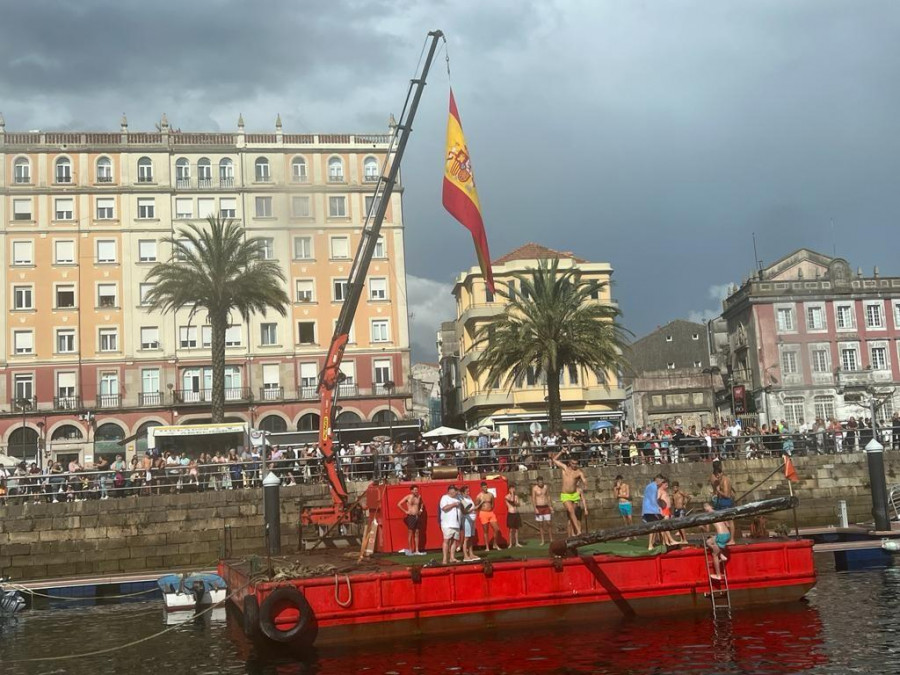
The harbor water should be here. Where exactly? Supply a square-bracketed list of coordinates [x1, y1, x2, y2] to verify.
[1, 555, 896, 674]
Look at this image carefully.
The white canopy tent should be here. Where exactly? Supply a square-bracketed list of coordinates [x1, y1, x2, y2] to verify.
[422, 426, 467, 439]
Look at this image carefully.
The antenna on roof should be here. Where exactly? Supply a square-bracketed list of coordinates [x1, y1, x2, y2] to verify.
[830, 218, 836, 257]
[752, 232, 763, 278]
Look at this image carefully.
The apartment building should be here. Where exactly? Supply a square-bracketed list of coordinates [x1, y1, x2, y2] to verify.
[0, 114, 411, 465]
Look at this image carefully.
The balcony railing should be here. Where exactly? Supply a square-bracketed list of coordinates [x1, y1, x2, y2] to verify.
[259, 386, 284, 401]
[174, 388, 252, 404]
[298, 385, 318, 400]
[220, 177, 235, 188]
[327, 175, 344, 183]
[363, 174, 379, 183]
[96, 175, 113, 183]
[198, 178, 213, 189]
[53, 396, 81, 411]
[176, 178, 192, 189]
[14, 176, 31, 184]
[139, 392, 162, 406]
[338, 383, 358, 397]
[97, 394, 121, 408]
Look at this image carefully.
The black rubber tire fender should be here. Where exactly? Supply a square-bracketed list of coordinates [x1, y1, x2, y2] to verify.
[258, 587, 314, 644]
[242, 594, 260, 639]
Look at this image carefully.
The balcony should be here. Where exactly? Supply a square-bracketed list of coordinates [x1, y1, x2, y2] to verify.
[298, 386, 318, 400]
[14, 176, 31, 185]
[96, 176, 113, 184]
[338, 383, 358, 398]
[363, 174, 379, 183]
[259, 386, 284, 402]
[327, 175, 344, 183]
[220, 177, 235, 188]
[139, 392, 162, 406]
[53, 396, 81, 411]
[198, 178, 213, 189]
[176, 178, 192, 189]
[97, 394, 121, 409]
[173, 388, 252, 404]
[458, 303, 503, 326]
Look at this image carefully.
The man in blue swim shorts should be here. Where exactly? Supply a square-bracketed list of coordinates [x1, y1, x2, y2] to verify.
[704, 502, 731, 580]
[613, 475, 633, 526]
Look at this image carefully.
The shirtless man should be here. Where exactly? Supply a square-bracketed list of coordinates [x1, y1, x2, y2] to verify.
[505, 482, 524, 547]
[657, 479, 683, 546]
[711, 462, 736, 540]
[613, 475, 632, 526]
[531, 476, 552, 545]
[474, 481, 503, 551]
[397, 484, 424, 555]
[703, 502, 731, 580]
[552, 450, 587, 536]
[671, 481, 691, 542]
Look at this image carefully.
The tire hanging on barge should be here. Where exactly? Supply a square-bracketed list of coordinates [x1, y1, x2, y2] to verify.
[258, 587, 317, 646]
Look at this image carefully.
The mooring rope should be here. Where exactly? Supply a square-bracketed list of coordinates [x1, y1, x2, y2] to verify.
[334, 573, 352, 608]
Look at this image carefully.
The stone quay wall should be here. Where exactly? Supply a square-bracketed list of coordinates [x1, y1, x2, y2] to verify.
[0, 454, 893, 581]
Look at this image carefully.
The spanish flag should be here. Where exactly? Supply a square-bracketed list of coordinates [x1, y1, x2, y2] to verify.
[784, 455, 799, 483]
[443, 89, 495, 293]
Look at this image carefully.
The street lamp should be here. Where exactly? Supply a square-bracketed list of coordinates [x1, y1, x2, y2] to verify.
[384, 380, 396, 445]
[15, 397, 32, 463]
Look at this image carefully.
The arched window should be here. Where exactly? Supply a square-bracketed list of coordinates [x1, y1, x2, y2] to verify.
[336, 410, 361, 424]
[55, 157, 72, 184]
[136, 420, 163, 455]
[254, 157, 270, 182]
[175, 157, 190, 185]
[372, 410, 397, 423]
[259, 415, 287, 433]
[197, 157, 211, 184]
[8, 427, 39, 460]
[51, 425, 84, 442]
[291, 156, 308, 182]
[14, 157, 31, 184]
[96, 157, 113, 183]
[363, 157, 378, 182]
[95, 423, 125, 442]
[219, 158, 234, 184]
[297, 413, 320, 431]
[327, 157, 344, 182]
[137, 156, 153, 182]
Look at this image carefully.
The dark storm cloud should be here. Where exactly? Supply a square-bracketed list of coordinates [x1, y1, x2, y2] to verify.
[3, 1, 900, 358]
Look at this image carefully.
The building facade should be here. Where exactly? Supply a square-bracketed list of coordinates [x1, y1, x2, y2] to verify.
[624, 319, 721, 429]
[0, 114, 411, 465]
[436, 320, 463, 428]
[719, 248, 900, 427]
[451, 243, 625, 438]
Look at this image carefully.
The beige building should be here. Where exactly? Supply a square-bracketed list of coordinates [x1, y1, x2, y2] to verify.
[451, 243, 625, 438]
[0, 114, 411, 464]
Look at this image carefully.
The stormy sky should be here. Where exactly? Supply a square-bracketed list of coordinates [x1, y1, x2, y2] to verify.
[3, 1, 900, 360]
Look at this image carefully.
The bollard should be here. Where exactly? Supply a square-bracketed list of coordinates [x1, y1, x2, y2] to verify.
[865, 438, 892, 532]
[263, 471, 282, 556]
[837, 500, 849, 528]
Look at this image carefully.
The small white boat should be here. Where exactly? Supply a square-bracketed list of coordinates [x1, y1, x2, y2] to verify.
[157, 573, 227, 612]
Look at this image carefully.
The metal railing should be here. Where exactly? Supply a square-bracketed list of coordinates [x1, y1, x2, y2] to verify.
[139, 392, 162, 406]
[97, 394, 121, 409]
[259, 387, 283, 401]
[173, 387, 252, 404]
[53, 396, 81, 411]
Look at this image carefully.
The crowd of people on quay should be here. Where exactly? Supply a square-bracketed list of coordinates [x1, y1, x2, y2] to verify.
[1, 412, 899, 505]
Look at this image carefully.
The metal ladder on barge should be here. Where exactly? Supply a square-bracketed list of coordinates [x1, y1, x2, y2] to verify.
[703, 540, 731, 619]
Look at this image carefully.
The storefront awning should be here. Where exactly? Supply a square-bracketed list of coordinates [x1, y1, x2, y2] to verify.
[148, 423, 247, 449]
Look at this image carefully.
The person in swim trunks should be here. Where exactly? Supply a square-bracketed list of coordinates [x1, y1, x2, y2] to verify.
[397, 484, 425, 555]
[553, 450, 587, 536]
[671, 481, 691, 542]
[704, 502, 731, 580]
[613, 475, 633, 526]
[711, 462, 736, 541]
[505, 482, 524, 547]
[531, 476, 552, 545]
[475, 481, 503, 551]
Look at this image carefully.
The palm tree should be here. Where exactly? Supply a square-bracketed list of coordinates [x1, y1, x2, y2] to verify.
[144, 214, 290, 422]
[474, 259, 630, 432]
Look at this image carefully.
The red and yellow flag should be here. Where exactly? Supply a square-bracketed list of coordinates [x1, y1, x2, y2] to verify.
[784, 456, 799, 483]
[443, 89, 495, 293]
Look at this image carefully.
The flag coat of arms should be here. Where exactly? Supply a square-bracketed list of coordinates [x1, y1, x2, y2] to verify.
[442, 89, 495, 293]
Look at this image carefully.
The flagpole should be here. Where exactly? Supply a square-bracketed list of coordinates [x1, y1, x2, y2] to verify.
[789, 480, 800, 538]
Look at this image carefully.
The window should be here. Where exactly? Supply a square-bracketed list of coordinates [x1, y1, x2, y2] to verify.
[96, 198, 115, 220]
[140, 327, 160, 350]
[257, 238, 275, 260]
[330, 236, 350, 259]
[294, 236, 313, 260]
[871, 345, 889, 370]
[291, 196, 311, 218]
[139, 283, 153, 305]
[328, 157, 344, 182]
[96, 157, 112, 182]
[784, 397, 805, 428]
[333, 279, 349, 302]
[255, 196, 273, 218]
[806, 306, 825, 331]
[296, 280, 314, 302]
[14, 330, 34, 355]
[96, 239, 117, 263]
[175, 158, 191, 185]
[99, 372, 119, 400]
[179, 326, 198, 349]
[485, 286, 494, 303]
[291, 157, 308, 182]
[254, 157, 270, 182]
[776, 307, 795, 332]
[219, 158, 234, 184]
[197, 158, 212, 184]
[138, 240, 157, 262]
[328, 196, 347, 218]
[57, 373, 77, 405]
[374, 358, 392, 386]
[840, 346, 859, 372]
[13, 286, 32, 310]
[814, 395, 835, 421]
[260, 323, 277, 346]
[811, 348, 830, 373]
[54, 240, 75, 264]
[201, 326, 212, 348]
[781, 350, 798, 375]
[836, 304, 855, 330]
[56, 285, 75, 308]
[219, 197, 237, 218]
[373, 236, 386, 259]
[175, 198, 193, 219]
[13, 157, 30, 184]
[56, 329, 76, 353]
[55, 198, 74, 220]
[299, 362, 318, 391]
[262, 364, 280, 396]
[12, 241, 33, 265]
[137, 157, 153, 182]
[55, 157, 72, 184]
[298, 321, 315, 344]
[97, 283, 117, 308]
[14, 374, 33, 400]
[142, 368, 160, 395]
[198, 198, 215, 219]
[371, 319, 390, 343]
[137, 198, 155, 219]
[363, 157, 379, 182]
[174, 238, 195, 261]
[13, 199, 32, 221]
[225, 325, 242, 347]
[370, 278, 387, 300]
[866, 303, 885, 329]
[364, 194, 383, 217]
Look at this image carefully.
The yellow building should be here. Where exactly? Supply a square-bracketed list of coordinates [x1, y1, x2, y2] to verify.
[0, 114, 411, 464]
[452, 243, 625, 438]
